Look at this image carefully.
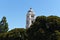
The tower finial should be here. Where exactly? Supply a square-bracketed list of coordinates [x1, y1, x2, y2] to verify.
[30, 8, 32, 9]
[28, 8, 33, 12]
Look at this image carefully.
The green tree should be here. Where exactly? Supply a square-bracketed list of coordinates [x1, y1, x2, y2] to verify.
[55, 30, 60, 40]
[4, 28, 27, 40]
[27, 15, 60, 40]
[0, 28, 27, 40]
[0, 16, 8, 33]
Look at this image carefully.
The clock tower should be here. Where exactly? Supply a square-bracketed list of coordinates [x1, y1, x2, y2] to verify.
[26, 8, 35, 29]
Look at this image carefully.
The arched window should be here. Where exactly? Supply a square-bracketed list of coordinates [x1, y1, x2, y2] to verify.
[31, 21, 33, 24]
[31, 15, 34, 18]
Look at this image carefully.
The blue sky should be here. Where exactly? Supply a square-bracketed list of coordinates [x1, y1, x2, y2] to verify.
[0, 0, 60, 30]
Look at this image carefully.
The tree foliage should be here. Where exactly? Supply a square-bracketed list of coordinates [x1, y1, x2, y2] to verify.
[26, 15, 60, 40]
[0, 28, 27, 40]
[0, 16, 60, 40]
[0, 16, 8, 33]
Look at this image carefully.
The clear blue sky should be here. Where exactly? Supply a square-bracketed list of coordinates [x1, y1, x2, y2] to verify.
[0, 0, 60, 30]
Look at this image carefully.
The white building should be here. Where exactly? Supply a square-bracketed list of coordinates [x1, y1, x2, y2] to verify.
[26, 8, 35, 29]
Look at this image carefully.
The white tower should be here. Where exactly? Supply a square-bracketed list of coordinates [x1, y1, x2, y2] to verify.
[26, 8, 35, 29]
